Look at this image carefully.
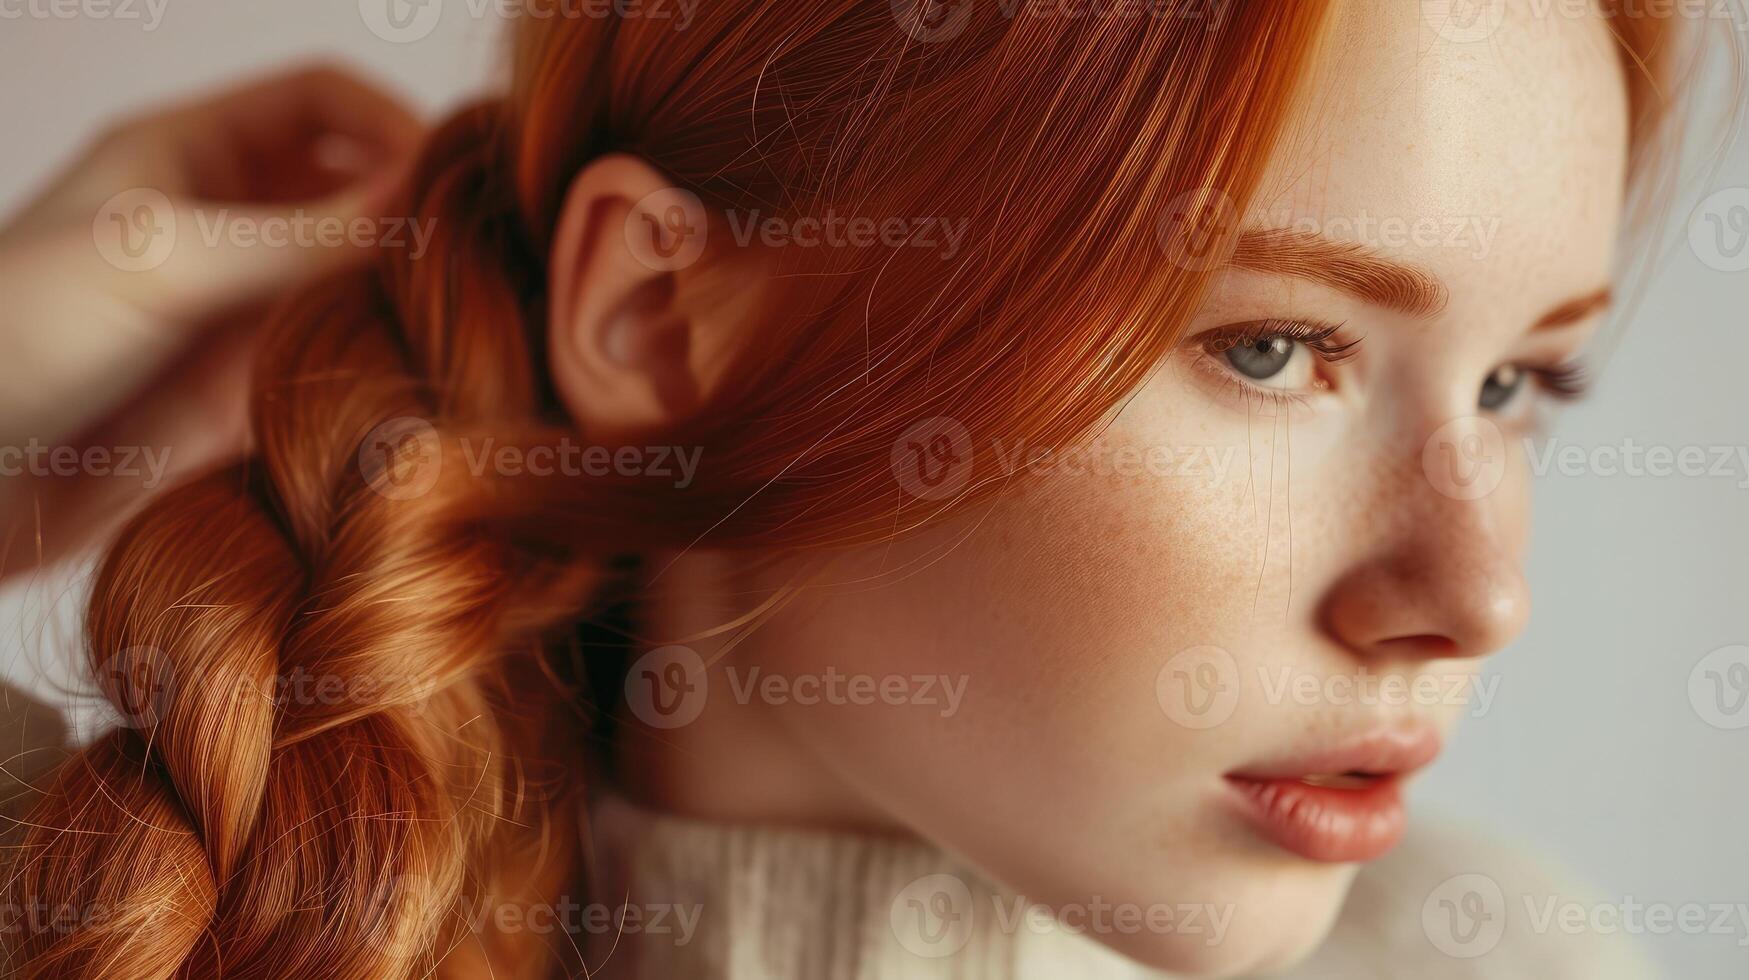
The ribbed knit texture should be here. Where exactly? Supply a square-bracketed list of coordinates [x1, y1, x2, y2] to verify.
[583, 792, 1662, 980]
[586, 793, 1162, 980]
[0, 681, 1663, 980]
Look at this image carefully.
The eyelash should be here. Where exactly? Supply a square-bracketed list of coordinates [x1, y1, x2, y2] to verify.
[1200, 318, 1359, 364]
[1524, 361, 1590, 401]
[1190, 318, 1594, 409]
[1188, 318, 1356, 411]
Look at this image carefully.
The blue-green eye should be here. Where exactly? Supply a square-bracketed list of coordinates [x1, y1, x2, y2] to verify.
[1225, 336, 1299, 381]
[1479, 364, 1526, 410]
[1480, 362, 1590, 412]
[1197, 319, 1358, 395]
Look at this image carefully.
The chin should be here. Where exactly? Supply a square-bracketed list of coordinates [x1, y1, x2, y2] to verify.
[1098, 914, 1340, 979]
[1081, 865, 1356, 979]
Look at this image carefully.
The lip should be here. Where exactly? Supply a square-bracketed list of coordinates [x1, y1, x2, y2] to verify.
[1223, 726, 1443, 863]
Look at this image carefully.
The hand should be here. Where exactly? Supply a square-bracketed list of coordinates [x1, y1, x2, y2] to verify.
[0, 63, 424, 580]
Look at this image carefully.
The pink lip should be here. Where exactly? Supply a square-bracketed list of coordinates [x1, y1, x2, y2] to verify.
[1223, 726, 1443, 863]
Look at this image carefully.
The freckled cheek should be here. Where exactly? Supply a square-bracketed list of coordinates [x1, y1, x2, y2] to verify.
[780, 406, 1345, 707]
[1014, 467, 1273, 620]
[874, 454, 1278, 706]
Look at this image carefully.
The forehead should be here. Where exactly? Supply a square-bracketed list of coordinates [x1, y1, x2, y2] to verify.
[1245, 0, 1631, 313]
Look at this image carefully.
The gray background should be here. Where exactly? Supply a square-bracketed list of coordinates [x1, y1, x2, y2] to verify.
[0, 3, 1744, 977]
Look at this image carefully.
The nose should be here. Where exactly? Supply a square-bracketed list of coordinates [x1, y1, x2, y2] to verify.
[1319, 468, 1531, 664]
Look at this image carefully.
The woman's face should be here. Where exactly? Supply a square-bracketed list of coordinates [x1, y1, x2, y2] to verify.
[629, 1, 1629, 975]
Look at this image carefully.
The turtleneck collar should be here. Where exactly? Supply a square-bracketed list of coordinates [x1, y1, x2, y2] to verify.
[581, 791, 1173, 980]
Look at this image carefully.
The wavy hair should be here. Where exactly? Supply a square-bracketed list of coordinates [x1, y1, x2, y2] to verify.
[2, 2, 1691, 977]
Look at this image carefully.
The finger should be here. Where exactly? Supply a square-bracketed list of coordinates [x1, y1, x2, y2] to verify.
[92, 175, 410, 322]
[2, 171, 404, 447]
[118, 63, 424, 202]
[166, 62, 424, 158]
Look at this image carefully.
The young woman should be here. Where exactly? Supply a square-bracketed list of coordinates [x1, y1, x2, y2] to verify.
[0, 1, 1727, 977]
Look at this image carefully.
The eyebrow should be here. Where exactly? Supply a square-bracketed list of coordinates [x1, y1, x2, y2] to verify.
[1230, 228, 1448, 317]
[1227, 228, 1612, 330]
[1531, 285, 1613, 330]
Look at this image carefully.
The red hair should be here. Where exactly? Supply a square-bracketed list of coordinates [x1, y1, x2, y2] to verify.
[2, 3, 1689, 976]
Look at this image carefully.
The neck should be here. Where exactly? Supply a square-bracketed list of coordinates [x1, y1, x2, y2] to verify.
[577, 791, 1171, 980]
[612, 549, 901, 832]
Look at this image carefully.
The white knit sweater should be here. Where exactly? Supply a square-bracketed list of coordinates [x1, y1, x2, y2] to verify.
[0, 690, 1661, 979]
[581, 791, 1663, 980]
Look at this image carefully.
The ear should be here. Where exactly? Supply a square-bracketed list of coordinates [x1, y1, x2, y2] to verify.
[547, 153, 757, 437]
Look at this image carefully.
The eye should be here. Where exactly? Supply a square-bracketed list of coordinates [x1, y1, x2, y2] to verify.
[1224, 336, 1306, 385]
[1479, 361, 1589, 414]
[1195, 319, 1359, 396]
[1479, 364, 1526, 411]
